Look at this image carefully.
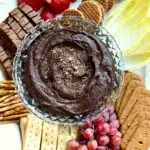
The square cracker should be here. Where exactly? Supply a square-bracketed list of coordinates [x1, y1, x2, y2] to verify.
[118, 80, 144, 117]
[121, 111, 150, 149]
[58, 125, 70, 136]
[70, 125, 80, 139]
[23, 115, 43, 150]
[126, 120, 150, 150]
[115, 71, 141, 112]
[41, 122, 58, 150]
[119, 86, 150, 125]
[121, 96, 150, 135]
[57, 135, 73, 150]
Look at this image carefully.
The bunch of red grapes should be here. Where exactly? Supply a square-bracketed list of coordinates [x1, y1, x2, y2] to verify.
[19, 0, 74, 20]
[67, 104, 122, 150]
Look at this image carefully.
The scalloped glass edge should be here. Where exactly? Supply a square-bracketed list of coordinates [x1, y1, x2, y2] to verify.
[13, 16, 124, 125]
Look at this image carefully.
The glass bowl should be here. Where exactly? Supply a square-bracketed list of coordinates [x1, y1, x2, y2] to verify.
[13, 17, 124, 125]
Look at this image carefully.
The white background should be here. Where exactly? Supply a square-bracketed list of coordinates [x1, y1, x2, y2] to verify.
[0, 0, 149, 150]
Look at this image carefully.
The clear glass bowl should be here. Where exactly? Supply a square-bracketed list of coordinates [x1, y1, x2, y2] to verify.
[13, 17, 124, 125]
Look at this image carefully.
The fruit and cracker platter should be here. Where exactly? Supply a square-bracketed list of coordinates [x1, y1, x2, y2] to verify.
[0, 0, 150, 150]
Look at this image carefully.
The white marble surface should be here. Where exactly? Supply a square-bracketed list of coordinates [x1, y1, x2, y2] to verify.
[0, 0, 149, 150]
[0, 123, 22, 150]
[0, 2, 22, 150]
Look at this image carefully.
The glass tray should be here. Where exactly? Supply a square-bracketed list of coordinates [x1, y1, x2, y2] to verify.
[13, 17, 124, 125]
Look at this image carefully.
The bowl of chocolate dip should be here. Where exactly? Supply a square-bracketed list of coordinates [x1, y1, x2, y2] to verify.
[13, 17, 123, 125]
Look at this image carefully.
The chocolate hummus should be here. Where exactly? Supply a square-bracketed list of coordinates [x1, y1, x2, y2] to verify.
[24, 28, 117, 115]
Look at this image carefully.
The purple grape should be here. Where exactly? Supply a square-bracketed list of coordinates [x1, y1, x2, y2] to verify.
[109, 113, 117, 122]
[96, 146, 107, 150]
[97, 135, 110, 146]
[83, 120, 93, 129]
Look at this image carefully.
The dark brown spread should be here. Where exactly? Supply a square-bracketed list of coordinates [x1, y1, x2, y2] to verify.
[24, 28, 117, 115]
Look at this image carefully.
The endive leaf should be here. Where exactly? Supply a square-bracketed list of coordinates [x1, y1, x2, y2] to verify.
[123, 32, 150, 56]
[105, 0, 133, 22]
[104, 0, 150, 70]
[132, 17, 150, 30]
[124, 52, 150, 70]
[105, 0, 150, 36]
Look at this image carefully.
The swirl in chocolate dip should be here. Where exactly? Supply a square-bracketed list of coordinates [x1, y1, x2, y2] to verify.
[23, 28, 117, 115]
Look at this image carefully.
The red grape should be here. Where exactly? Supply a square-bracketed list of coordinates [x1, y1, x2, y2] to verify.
[79, 140, 87, 145]
[79, 128, 85, 135]
[102, 112, 109, 123]
[78, 128, 85, 140]
[109, 113, 117, 122]
[110, 120, 120, 129]
[67, 139, 79, 150]
[97, 124, 103, 132]
[19, 0, 44, 11]
[96, 146, 107, 150]
[108, 127, 117, 136]
[100, 123, 110, 135]
[111, 146, 120, 150]
[106, 104, 115, 115]
[116, 131, 121, 137]
[83, 120, 93, 129]
[70, 0, 76, 2]
[78, 145, 88, 150]
[112, 135, 122, 146]
[83, 128, 94, 139]
[97, 135, 110, 146]
[88, 140, 98, 150]
[46, 0, 70, 14]
[40, 8, 55, 20]
[93, 117, 104, 126]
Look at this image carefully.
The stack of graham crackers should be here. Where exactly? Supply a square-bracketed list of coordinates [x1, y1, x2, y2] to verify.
[115, 71, 150, 150]
[62, 0, 114, 24]
[0, 80, 29, 123]
[20, 115, 79, 150]
[0, 3, 43, 78]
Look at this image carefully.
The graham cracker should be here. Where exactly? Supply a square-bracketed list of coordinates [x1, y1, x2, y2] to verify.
[118, 80, 144, 117]
[121, 96, 150, 135]
[23, 115, 43, 150]
[121, 111, 150, 149]
[78, 1, 103, 24]
[126, 120, 150, 150]
[119, 87, 150, 125]
[41, 122, 58, 150]
[115, 71, 141, 112]
[62, 9, 85, 18]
